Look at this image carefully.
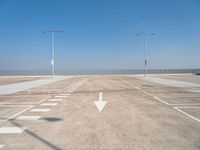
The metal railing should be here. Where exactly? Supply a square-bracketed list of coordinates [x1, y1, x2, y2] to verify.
[0, 69, 199, 76]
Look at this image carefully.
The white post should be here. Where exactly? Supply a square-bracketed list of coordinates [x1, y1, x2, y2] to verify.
[52, 32, 55, 78]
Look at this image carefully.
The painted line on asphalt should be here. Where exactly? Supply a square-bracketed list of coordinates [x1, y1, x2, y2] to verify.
[0, 145, 4, 149]
[170, 103, 200, 106]
[48, 99, 63, 102]
[119, 78, 142, 90]
[154, 93, 200, 96]
[66, 90, 74, 92]
[0, 95, 52, 105]
[0, 105, 31, 107]
[57, 81, 78, 94]
[174, 106, 200, 108]
[153, 96, 170, 105]
[153, 96, 200, 106]
[9, 95, 53, 105]
[142, 90, 151, 96]
[63, 91, 73, 93]
[57, 84, 72, 94]
[140, 88, 200, 106]
[37, 95, 53, 104]
[54, 95, 67, 98]
[0, 127, 27, 134]
[121, 78, 200, 107]
[120, 78, 200, 123]
[59, 93, 71, 95]
[30, 108, 50, 112]
[17, 116, 41, 121]
[120, 78, 171, 106]
[7, 105, 33, 121]
[41, 103, 57, 106]
[56, 78, 88, 94]
[58, 94, 70, 97]
[174, 107, 200, 123]
[134, 86, 142, 90]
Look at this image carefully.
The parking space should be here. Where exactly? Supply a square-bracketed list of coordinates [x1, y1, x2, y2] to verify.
[174, 107, 200, 122]
[154, 94, 200, 105]
[0, 75, 199, 149]
[123, 75, 200, 125]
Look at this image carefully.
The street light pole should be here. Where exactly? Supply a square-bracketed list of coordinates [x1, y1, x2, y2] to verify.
[52, 32, 55, 78]
[144, 34, 147, 77]
[42, 30, 63, 78]
[136, 33, 154, 78]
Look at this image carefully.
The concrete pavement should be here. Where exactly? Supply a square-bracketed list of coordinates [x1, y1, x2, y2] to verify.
[0, 75, 199, 150]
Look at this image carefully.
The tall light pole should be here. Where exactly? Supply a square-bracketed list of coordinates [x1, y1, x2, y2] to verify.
[42, 30, 64, 78]
[136, 33, 155, 77]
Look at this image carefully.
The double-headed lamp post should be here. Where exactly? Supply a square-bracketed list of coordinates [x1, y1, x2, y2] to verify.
[136, 33, 155, 77]
[42, 30, 64, 78]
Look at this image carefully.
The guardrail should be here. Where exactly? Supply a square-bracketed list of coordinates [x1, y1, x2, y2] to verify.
[0, 69, 200, 76]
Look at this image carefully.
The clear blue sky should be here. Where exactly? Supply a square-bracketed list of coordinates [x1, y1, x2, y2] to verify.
[0, 0, 200, 70]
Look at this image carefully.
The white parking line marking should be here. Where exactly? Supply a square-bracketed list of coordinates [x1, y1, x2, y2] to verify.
[0, 145, 5, 149]
[121, 78, 200, 123]
[48, 99, 63, 102]
[155, 94, 200, 96]
[174, 106, 200, 108]
[17, 116, 41, 121]
[120, 79, 167, 105]
[134, 86, 141, 90]
[63, 92, 73, 94]
[58, 94, 70, 97]
[7, 105, 33, 121]
[54, 95, 67, 98]
[120, 78, 200, 106]
[68, 89, 75, 91]
[30, 109, 50, 112]
[174, 107, 200, 123]
[66, 91, 74, 93]
[0, 127, 26, 134]
[41, 103, 57, 106]
[142, 90, 151, 96]
[0, 105, 29, 107]
[60, 93, 71, 95]
[119, 79, 142, 90]
[38, 95, 52, 104]
[153, 96, 170, 105]
[153, 96, 200, 106]
[171, 103, 200, 105]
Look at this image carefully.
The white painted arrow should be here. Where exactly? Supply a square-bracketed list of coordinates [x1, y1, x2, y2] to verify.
[94, 92, 107, 112]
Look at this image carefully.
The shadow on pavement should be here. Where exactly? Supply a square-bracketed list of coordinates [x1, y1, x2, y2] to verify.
[41, 117, 63, 122]
[10, 120, 63, 150]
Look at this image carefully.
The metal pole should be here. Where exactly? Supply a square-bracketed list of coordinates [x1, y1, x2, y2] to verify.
[136, 32, 154, 78]
[52, 32, 55, 78]
[144, 34, 147, 77]
[42, 30, 63, 79]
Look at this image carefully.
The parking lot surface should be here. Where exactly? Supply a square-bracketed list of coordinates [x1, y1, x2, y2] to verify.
[0, 75, 199, 150]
